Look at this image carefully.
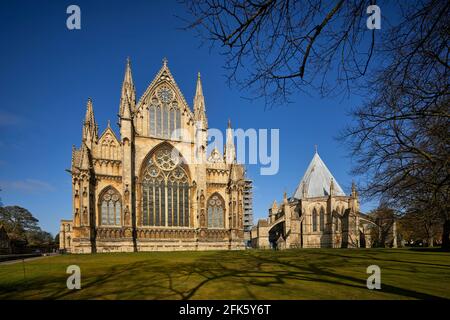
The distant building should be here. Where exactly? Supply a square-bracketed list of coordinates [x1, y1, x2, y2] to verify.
[59, 220, 73, 253]
[251, 150, 377, 249]
[243, 179, 253, 232]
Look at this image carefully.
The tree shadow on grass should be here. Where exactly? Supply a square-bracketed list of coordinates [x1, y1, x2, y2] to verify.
[229, 253, 446, 300]
[301, 249, 450, 269]
[175, 252, 447, 300]
[106, 252, 448, 299]
[0, 251, 447, 300]
[0, 260, 162, 300]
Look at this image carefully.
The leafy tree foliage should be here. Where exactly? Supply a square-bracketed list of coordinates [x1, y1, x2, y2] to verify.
[0, 206, 54, 248]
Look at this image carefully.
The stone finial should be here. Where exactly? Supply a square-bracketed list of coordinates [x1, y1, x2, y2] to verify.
[119, 57, 136, 119]
[225, 119, 235, 164]
[83, 97, 98, 142]
[271, 200, 278, 215]
[330, 177, 334, 196]
[194, 70, 207, 129]
[123, 57, 133, 85]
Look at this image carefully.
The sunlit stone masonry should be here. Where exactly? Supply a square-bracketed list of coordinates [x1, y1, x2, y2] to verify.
[60, 58, 247, 253]
[251, 150, 378, 249]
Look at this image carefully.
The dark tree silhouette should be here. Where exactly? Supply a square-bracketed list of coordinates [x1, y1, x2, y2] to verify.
[342, 1, 449, 248]
[183, 0, 382, 103]
[184, 0, 450, 248]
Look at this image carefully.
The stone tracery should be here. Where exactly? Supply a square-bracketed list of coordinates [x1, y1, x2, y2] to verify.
[207, 193, 225, 229]
[148, 86, 182, 139]
[141, 146, 190, 227]
[100, 187, 122, 226]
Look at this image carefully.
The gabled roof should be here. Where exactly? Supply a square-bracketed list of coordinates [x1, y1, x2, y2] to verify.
[98, 122, 120, 145]
[207, 147, 223, 163]
[135, 58, 193, 119]
[293, 151, 345, 199]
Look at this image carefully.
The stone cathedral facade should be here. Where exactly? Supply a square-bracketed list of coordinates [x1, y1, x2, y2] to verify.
[60, 59, 246, 253]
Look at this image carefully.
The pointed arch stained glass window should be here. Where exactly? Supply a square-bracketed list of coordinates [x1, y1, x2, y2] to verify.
[320, 207, 325, 231]
[142, 147, 189, 227]
[312, 208, 318, 232]
[149, 88, 182, 139]
[207, 194, 225, 228]
[100, 188, 121, 226]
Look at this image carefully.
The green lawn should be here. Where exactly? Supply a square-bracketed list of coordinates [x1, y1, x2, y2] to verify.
[0, 248, 449, 300]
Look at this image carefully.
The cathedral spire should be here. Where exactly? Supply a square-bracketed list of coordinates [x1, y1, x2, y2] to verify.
[351, 180, 357, 197]
[124, 57, 133, 84]
[225, 119, 236, 164]
[119, 57, 136, 120]
[271, 200, 278, 212]
[195, 72, 203, 97]
[82, 98, 98, 144]
[84, 98, 95, 124]
[194, 72, 207, 128]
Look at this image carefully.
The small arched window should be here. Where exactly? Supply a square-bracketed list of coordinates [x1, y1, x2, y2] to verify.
[335, 207, 340, 231]
[156, 105, 162, 137]
[312, 208, 318, 232]
[176, 108, 181, 138]
[100, 188, 121, 226]
[149, 104, 156, 136]
[207, 193, 225, 228]
[169, 108, 175, 138]
[319, 207, 325, 231]
[163, 105, 169, 138]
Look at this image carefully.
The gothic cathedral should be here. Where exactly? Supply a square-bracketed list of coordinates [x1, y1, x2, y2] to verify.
[59, 59, 246, 253]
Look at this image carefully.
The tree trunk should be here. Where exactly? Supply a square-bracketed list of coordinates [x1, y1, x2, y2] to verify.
[442, 219, 450, 251]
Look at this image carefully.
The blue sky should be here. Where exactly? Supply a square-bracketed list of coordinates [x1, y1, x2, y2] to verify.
[0, 0, 378, 236]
